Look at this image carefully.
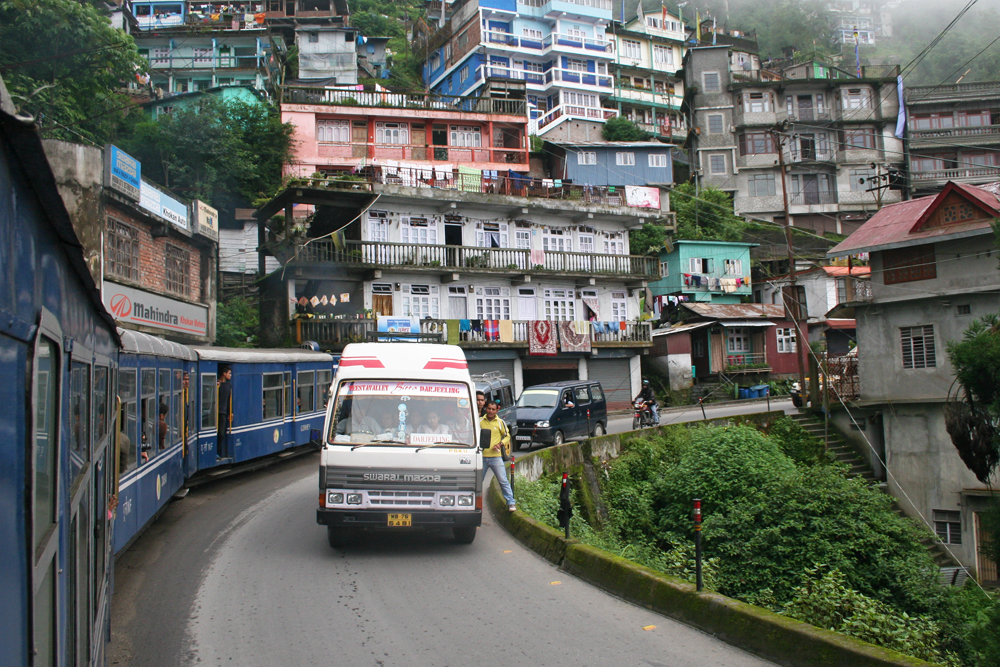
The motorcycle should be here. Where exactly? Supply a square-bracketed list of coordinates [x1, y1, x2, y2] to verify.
[632, 399, 657, 430]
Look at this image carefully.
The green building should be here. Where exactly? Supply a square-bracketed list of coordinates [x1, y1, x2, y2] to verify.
[650, 239, 754, 304]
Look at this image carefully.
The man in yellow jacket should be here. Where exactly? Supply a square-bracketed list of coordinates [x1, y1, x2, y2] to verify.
[480, 400, 516, 512]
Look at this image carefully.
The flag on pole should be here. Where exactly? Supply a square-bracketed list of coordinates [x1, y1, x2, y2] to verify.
[636, 0, 644, 26]
[662, 2, 667, 24]
[712, 16, 717, 45]
[696, 11, 701, 42]
[854, 28, 861, 78]
[894, 75, 906, 139]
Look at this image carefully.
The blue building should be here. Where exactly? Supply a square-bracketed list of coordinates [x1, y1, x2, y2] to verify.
[422, 0, 617, 137]
[650, 239, 754, 304]
[547, 141, 673, 186]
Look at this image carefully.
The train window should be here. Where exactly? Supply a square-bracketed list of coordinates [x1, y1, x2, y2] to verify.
[33, 561, 56, 667]
[297, 371, 315, 413]
[317, 370, 333, 407]
[119, 369, 138, 473]
[74, 490, 92, 663]
[94, 365, 109, 443]
[263, 373, 284, 420]
[33, 337, 59, 549]
[284, 371, 293, 416]
[141, 369, 156, 463]
[201, 373, 217, 429]
[70, 361, 91, 481]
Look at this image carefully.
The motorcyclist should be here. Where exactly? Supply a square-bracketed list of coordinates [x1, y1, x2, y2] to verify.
[634, 379, 659, 425]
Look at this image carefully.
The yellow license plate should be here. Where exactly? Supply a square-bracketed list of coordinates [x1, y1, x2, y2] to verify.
[387, 513, 411, 527]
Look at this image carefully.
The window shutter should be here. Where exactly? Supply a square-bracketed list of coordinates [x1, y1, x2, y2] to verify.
[400, 217, 410, 244]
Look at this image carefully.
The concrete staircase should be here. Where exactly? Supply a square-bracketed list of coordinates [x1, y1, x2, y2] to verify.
[789, 411, 964, 576]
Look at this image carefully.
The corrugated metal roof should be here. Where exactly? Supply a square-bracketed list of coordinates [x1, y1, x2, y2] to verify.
[118, 328, 197, 360]
[719, 320, 775, 327]
[549, 141, 673, 148]
[826, 319, 857, 330]
[192, 347, 335, 363]
[681, 303, 785, 319]
[651, 321, 714, 336]
[822, 266, 870, 276]
[829, 182, 1000, 257]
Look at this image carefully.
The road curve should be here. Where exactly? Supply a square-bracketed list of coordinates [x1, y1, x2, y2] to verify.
[112, 453, 777, 667]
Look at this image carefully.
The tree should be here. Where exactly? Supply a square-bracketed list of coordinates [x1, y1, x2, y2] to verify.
[1, 0, 147, 144]
[601, 116, 651, 142]
[670, 182, 746, 241]
[121, 98, 295, 213]
[215, 296, 259, 347]
[629, 222, 667, 256]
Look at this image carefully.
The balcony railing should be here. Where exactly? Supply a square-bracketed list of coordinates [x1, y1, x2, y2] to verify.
[911, 166, 1000, 182]
[910, 124, 1000, 141]
[538, 104, 617, 129]
[293, 317, 652, 349]
[789, 191, 838, 206]
[289, 240, 660, 279]
[725, 352, 769, 372]
[483, 31, 614, 53]
[518, 0, 613, 10]
[148, 55, 265, 70]
[317, 141, 528, 166]
[731, 64, 899, 83]
[826, 354, 860, 400]
[282, 86, 527, 116]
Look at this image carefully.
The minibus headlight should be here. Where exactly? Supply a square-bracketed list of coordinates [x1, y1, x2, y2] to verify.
[440, 495, 456, 506]
[457, 495, 473, 506]
[346, 493, 362, 504]
[328, 492, 344, 504]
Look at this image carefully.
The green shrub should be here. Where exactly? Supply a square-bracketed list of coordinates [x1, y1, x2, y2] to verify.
[767, 417, 827, 465]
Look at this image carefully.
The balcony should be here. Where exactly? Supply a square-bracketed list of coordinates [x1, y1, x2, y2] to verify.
[910, 166, 1000, 186]
[292, 317, 652, 351]
[282, 86, 527, 117]
[826, 353, 860, 400]
[724, 352, 770, 373]
[148, 55, 265, 70]
[909, 124, 1000, 150]
[317, 140, 528, 166]
[483, 31, 614, 55]
[518, 0, 614, 18]
[789, 191, 837, 206]
[281, 239, 660, 280]
[537, 104, 617, 131]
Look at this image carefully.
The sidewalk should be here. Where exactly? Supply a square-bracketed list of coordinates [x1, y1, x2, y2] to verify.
[609, 395, 793, 417]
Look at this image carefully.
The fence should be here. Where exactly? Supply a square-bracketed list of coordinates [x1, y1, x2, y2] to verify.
[826, 353, 860, 400]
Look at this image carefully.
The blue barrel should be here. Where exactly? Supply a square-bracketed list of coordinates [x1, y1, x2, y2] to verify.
[750, 384, 769, 398]
[738, 388, 750, 399]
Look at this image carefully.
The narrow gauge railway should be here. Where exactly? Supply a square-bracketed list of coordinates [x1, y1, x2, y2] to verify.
[1, 102, 336, 666]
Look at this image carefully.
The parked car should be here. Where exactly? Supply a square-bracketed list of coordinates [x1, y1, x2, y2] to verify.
[473, 372, 517, 438]
[513, 380, 608, 449]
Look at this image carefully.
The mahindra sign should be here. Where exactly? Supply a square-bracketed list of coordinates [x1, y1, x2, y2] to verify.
[104, 282, 209, 338]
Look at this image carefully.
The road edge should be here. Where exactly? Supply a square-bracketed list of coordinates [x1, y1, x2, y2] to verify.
[486, 443, 936, 667]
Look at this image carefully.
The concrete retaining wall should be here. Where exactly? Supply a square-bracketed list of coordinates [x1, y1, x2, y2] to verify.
[492, 416, 936, 667]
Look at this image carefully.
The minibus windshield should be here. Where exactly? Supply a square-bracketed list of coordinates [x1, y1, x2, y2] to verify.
[328, 380, 476, 446]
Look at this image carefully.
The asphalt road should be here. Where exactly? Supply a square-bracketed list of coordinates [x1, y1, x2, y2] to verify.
[111, 453, 778, 667]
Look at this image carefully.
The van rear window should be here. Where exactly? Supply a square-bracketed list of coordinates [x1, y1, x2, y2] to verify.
[590, 385, 605, 402]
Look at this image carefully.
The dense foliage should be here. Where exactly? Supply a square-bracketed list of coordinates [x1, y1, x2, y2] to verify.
[120, 98, 295, 213]
[215, 296, 260, 347]
[349, 0, 425, 87]
[628, 222, 667, 256]
[516, 422, 999, 664]
[601, 116, 651, 142]
[670, 183, 747, 242]
[0, 0, 146, 144]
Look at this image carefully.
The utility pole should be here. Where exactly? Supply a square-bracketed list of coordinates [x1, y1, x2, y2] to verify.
[771, 126, 807, 396]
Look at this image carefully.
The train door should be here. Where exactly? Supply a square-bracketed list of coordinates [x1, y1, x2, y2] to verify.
[284, 370, 294, 448]
[199, 369, 219, 469]
[67, 355, 94, 667]
[30, 327, 61, 667]
[90, 361, 113, 667]
[183, 364, 199, 477]
[296, 369, 319, 445]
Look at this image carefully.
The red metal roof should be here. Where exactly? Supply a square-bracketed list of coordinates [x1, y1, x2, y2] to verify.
[828, 182, 1000, 257]
[822, 266, 870, 277]
[682, 303, 786, 319]
[825, 319, 857, 330]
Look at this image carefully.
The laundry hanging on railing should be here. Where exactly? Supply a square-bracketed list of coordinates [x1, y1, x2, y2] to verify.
[529, 249, 545, 267]
[498, 320, 514, 343]
[458, 165, 482, 192]
[528, 320, 557, 355]
[484, 320, 499, 341]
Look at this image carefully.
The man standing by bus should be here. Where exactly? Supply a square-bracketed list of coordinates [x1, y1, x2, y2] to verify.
[480, 400, 515, 512]
[217, 366, 233, 459]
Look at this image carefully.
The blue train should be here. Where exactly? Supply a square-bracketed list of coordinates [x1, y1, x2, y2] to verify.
[2, 99, 335, 665]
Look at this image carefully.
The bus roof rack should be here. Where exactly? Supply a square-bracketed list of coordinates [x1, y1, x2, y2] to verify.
[364, 331, 445, 343]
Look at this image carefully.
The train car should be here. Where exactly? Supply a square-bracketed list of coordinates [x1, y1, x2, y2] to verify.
[191, 348, 335, 470]
[112, 330, 197, 554]
[1, 104, 120, 666]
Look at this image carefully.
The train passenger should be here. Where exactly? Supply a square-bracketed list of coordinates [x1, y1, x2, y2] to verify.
[118, 406, 132, 473]
[217, 365, 233, 458]
[158, 402, 169, 450]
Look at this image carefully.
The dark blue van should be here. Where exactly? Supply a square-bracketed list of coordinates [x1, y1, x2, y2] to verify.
[513, 381, 608, 449]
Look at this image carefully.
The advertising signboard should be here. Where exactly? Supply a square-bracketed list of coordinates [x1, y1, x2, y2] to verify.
[194, 200, 219, 240]
[104, 281, 209, 338]
[140, 180, 190, 230]
[105, 145, 141, 201]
